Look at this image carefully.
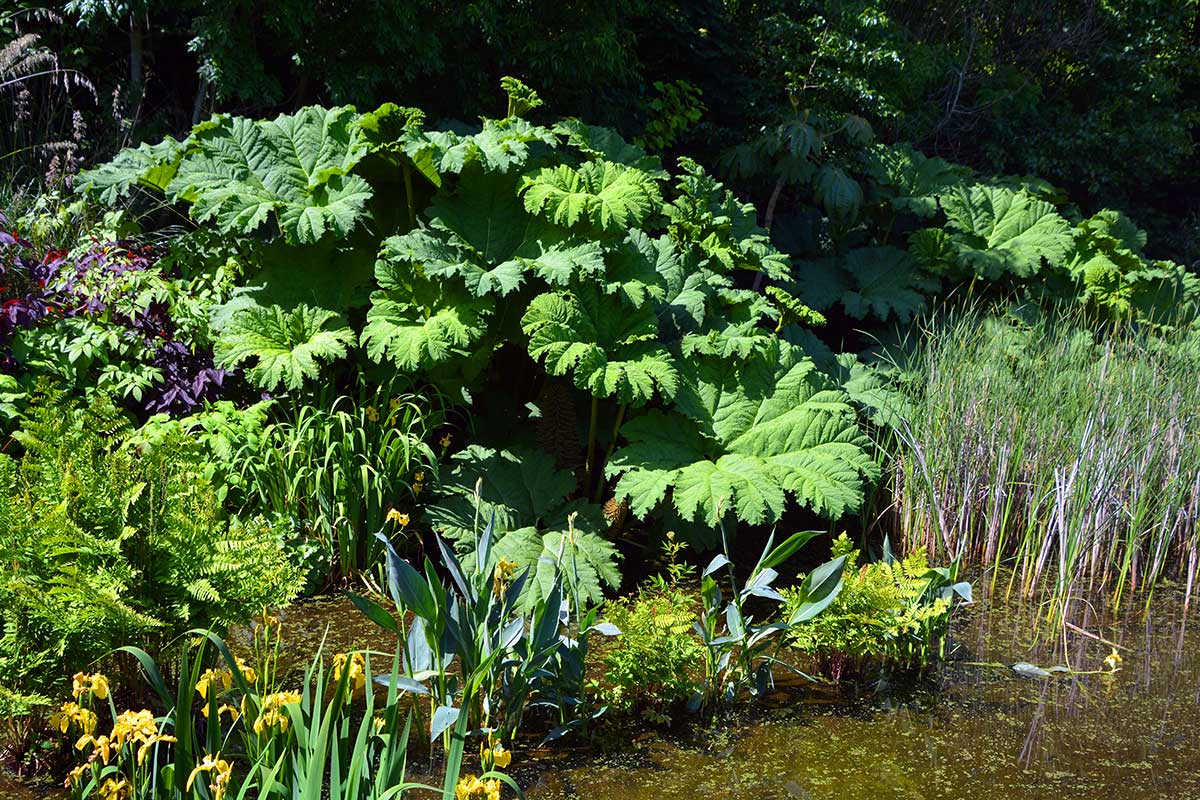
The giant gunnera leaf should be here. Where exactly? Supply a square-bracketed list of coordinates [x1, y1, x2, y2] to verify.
[75, 137, 184, 204]
[938, 184, 1073, 279]
[522, 286, 679, 406]
[360, 254, 492, 371]
[607, 341, 878, 527]
[384, 167, 606, 298]
[214, 303, 355, 391]
[521, 160, 662, 233]
[426, 445, 620, 606]
[167, 106, 371, 244]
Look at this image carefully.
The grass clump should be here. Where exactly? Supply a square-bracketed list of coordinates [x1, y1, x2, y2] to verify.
[883, 307, 1200, 615]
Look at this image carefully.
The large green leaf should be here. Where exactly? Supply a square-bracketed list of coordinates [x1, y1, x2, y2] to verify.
[75, 137, 184, 204]
[360, 257, 492, 371]
[214, 303, 354, 391]
[666, 158, 790, 279]
[939, 184, 1073, 279]
[167, 107, 371, 244]
[864, 143, 967, 217]
[521, 160, 662, 233]
[608, 341, 877, 526]
[386, 167, 607, 298]
[426, 445, 619, 605]
[793, 246, 936, 323]
[418, 118, 558, 175]
[522, 287, 679, 406]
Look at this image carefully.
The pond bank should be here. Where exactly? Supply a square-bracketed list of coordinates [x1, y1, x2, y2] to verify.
[5, 586, 1197, 800]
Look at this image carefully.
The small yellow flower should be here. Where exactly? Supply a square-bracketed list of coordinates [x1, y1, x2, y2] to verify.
[187, 753, 233, 800]
[64, 764, 88, 789]
[75, 733, 114, 764]
[365, 405, 379, 422]
[97, 777, 129, 800]
[333, 652, 367, 694]
[50, 701, 97, 735]
[196, 668, 233, 700]
[387, 508, 410, 527]
[413, 482, 424, 495]
[480, 730, 512, 770]
[252, 691, 302, 734]
[199, 702, 240, 723]
[414, 470, 426, 483]
[72, 672, 109, 700]
[455, 775, 501, 800]
[136, 732, 177, 766]
[372, 715, 386, 734]
[389, 397, 402, 411]
[439, 433, 452, 448]
[1104, 648, 1123, 672]
[492, 559, 519, 597]
[234, 657, 259, 686]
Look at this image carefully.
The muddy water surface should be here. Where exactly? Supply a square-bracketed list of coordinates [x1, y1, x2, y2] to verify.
[515, 590, 1200, 800]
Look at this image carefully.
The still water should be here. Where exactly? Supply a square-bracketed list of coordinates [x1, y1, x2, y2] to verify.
[513, 589, 1200, 800]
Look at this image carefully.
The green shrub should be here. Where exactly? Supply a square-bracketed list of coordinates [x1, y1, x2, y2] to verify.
[0, 389, 301, 712]
[783, 534, 965, 678]
[598, 575, 701, 724]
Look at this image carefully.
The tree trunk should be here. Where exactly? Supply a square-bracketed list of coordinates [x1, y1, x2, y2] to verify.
[128, 12, 145, 126]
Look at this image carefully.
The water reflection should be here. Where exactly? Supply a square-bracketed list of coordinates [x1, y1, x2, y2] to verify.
[515, 585, 1200, 800]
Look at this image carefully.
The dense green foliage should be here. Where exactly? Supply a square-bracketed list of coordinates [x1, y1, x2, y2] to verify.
[4, 2, 1200, 794]
[784, 534, 968, 676]
[69, 89, 879, 550]
[0, 391, 299, 710]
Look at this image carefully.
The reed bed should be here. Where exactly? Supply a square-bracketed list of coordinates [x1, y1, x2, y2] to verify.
[881, 309, 1200, 618]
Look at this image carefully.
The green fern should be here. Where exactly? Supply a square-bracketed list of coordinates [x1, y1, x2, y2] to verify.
[215, 303, 355, 391]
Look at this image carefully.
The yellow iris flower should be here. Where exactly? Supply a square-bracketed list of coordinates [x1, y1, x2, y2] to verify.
[98, 777, 129, 800]
[333, 652, 367, 694]
[72, 672, 110, 700]
[492, 559, 519, 596]
[50, 701, 97, 735]
[455, 775, 502, 800]
[480, 730, 513, 770]
[253, 691, 302, 734]
[187, 753, 233, 800]
[75, 734, 114, 764]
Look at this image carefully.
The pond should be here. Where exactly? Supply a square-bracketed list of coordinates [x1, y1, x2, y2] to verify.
[508, 585, 1200, 800]
[4, 585, 1197, 800]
